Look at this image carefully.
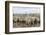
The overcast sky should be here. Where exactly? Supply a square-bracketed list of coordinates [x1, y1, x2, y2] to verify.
[13, 7, 40, 14]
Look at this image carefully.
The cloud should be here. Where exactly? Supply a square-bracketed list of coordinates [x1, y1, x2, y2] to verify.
[13, 7, 40, 14]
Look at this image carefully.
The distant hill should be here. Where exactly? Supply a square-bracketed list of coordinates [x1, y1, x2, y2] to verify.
[13, 13, 40, 17]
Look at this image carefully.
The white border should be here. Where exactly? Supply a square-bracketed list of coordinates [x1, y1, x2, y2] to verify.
[9, 3, 43, 32]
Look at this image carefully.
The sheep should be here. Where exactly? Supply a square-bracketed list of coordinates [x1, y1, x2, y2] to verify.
[24, 17, 32, 26]
[31, 17, 40, 25]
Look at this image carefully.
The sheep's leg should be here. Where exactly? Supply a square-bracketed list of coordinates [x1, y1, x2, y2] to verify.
[33, 21, 34, 25]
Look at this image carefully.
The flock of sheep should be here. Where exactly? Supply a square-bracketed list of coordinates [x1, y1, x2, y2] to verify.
[13, 16, 40, 27]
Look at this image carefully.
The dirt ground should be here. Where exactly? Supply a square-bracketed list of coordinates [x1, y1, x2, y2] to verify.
[13, 22, 40, 28]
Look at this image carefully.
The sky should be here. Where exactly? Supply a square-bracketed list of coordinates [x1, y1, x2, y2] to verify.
[13, 7, 40, 14]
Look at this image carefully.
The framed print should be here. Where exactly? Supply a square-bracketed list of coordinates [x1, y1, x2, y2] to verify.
[5, 1, 45, 34]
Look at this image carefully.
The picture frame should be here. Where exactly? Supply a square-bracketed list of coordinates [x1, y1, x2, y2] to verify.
[5, 1, 45, 34]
